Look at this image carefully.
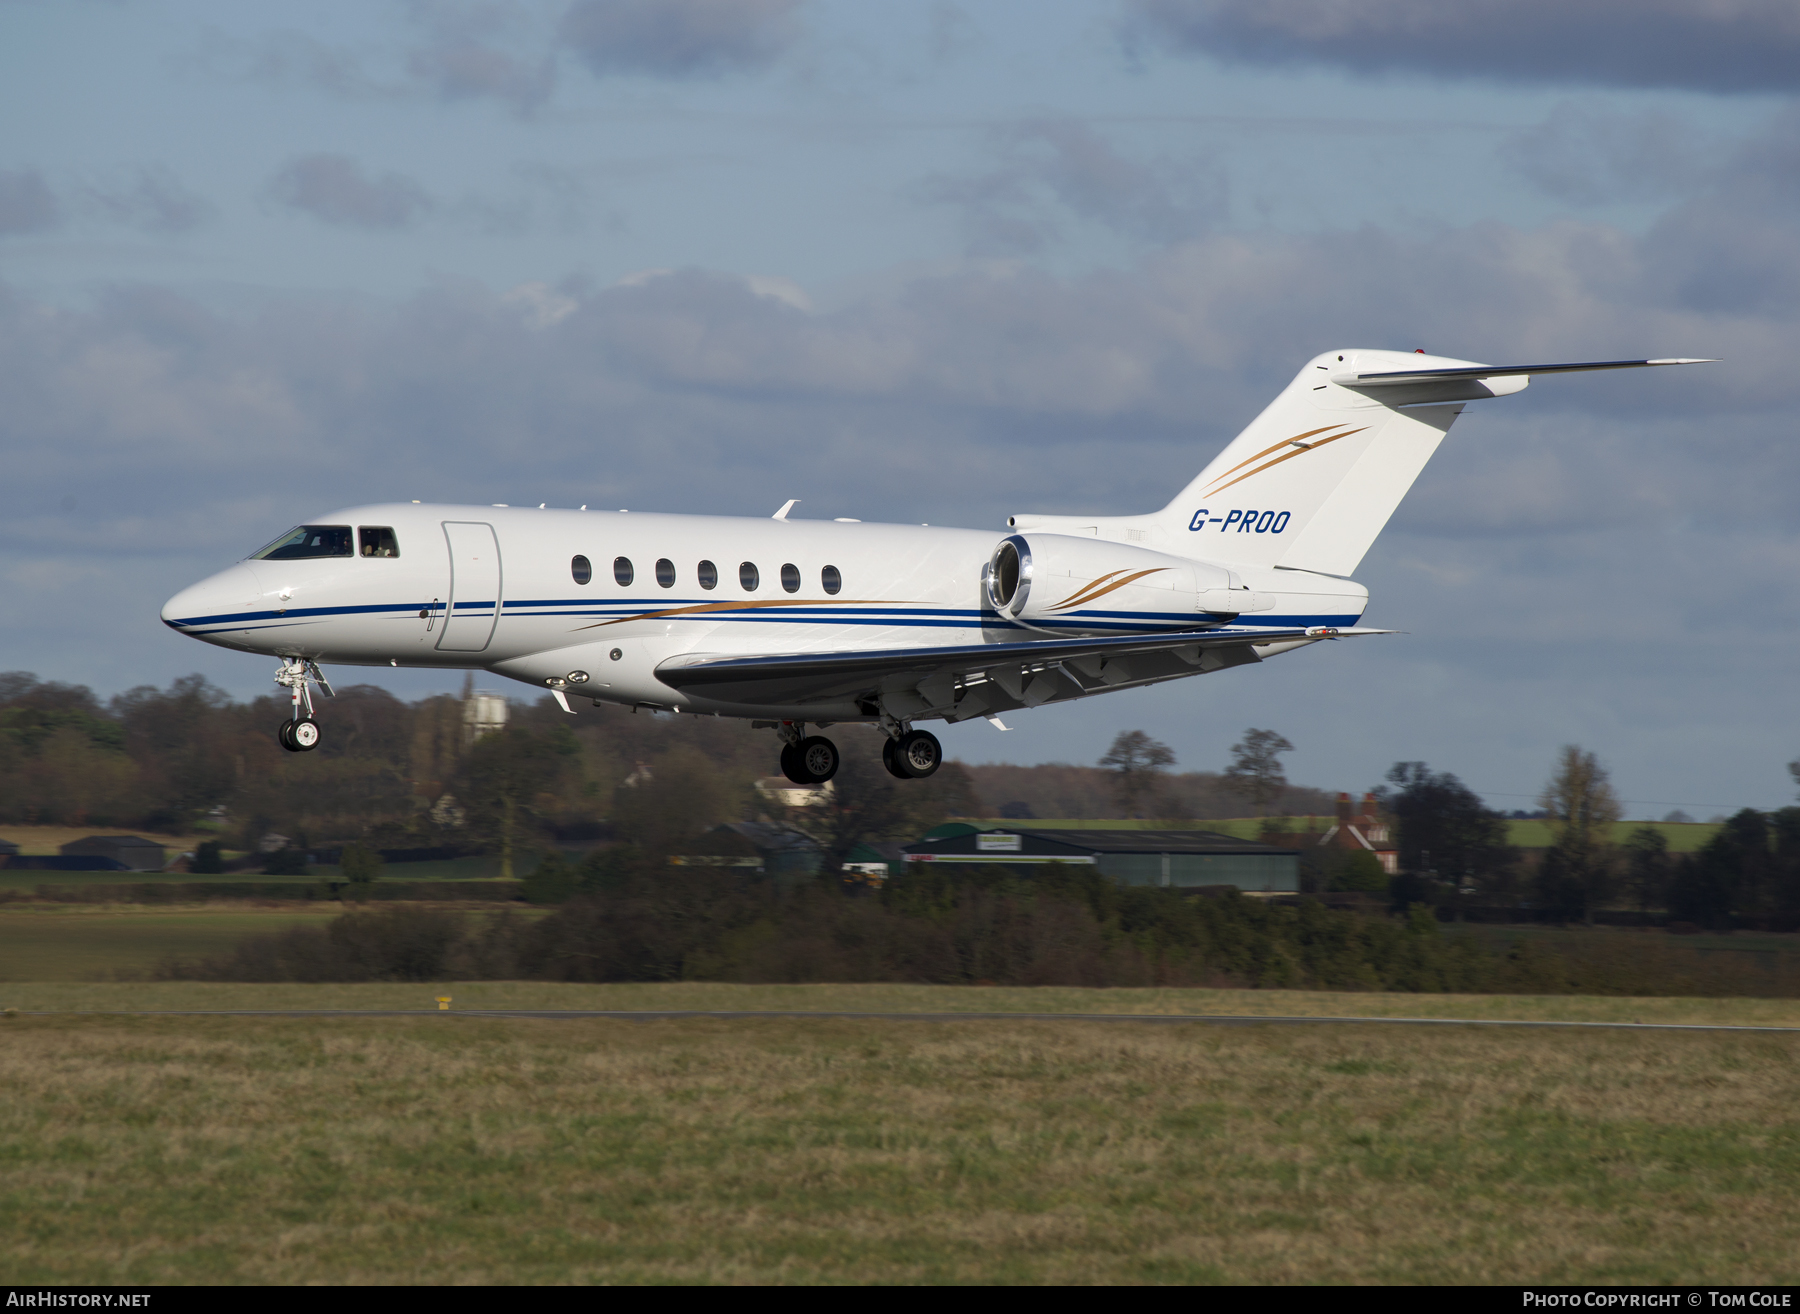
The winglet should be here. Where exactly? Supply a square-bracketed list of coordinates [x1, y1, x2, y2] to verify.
[772, 499, 800, 520]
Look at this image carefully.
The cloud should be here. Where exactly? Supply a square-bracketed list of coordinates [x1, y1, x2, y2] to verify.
[560, 0, 805, 79]
[1499, 105, 1714, 207]
[5, 116, 1800, 810]
[0, 170, 61, 236]
[81, 167, 212, 234]
[1122, 0, 1800, 93]
[404, 2, 557, 111]
[920, 122, 1227, 254]
[268, 154, 434, 229]
[201, 9, 559, 115]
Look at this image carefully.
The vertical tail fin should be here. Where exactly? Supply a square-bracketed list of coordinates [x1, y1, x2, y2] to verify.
[1153, 349, 1498, 576]
[1008, 350, 1705, 577]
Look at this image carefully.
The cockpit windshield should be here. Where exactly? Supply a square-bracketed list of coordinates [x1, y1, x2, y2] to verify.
[251, 525, 354, 560]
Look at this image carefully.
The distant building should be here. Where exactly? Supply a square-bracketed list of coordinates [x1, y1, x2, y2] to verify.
[668, 822, 824, 884]
[463, 692, 509, 745]
[1316, 792, 1399, 875]
[0, 839, 19, 858]
[59, 835, 166, 872]
[903, 825, 1300, 893]
[754, 776, 834, 808]
[843, 840, 908, 887]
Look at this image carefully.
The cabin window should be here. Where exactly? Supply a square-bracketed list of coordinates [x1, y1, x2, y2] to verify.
[252, 525, 353, 560]
[571, 555, 591, 585]
[358, 527, 400, 558]
[740, 561, 759, 591]
[780, 563, 801, 593]
[697, 559, 718, 590]
[822, 565, 842, 595]
[614, 556, 634, 586]
[655, 558, 676, 588]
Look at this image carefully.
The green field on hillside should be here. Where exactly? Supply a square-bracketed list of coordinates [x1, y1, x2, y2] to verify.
[1, 1010, 1795, 1283]
[970, 817, 1725, 850]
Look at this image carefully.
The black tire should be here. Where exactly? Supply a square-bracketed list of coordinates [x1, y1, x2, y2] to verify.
[881, 736, 908, 779]
[278, 720, 300, 752]
[780, 742, 814, 784]
[895, 729, 941, 779]
[797, 735, 839, 784]
[290, 717, 322, 752]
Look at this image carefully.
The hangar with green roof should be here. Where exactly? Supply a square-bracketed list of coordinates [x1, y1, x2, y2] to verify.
[901, 825, 1300, 893]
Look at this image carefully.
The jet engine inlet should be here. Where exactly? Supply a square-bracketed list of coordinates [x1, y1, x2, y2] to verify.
[985, 535, 1032, 617]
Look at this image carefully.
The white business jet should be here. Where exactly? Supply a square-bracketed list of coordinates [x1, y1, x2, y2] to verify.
[162, 349, 1707, 785]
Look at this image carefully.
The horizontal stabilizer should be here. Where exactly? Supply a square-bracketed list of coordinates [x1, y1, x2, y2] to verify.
[1335, 358, 1715, 387]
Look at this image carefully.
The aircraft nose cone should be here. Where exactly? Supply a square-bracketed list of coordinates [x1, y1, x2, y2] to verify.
[163, 564, 261, 635]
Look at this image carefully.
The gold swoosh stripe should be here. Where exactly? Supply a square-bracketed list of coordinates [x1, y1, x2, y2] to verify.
[1048, 568, 1169, 612]
[572, 597, 909, 631]
[1202, 425, 1351, 490]
[1202, 427, 1366, 499]
[1047, 569, 1132, 611]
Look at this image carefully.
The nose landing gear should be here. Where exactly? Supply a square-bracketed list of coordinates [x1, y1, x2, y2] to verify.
[274, 657, 333, 753]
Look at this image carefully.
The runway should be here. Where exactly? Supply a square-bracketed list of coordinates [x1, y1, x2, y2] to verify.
[27, 1009, 1800, 1033]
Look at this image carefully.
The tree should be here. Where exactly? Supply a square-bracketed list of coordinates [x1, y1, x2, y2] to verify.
[1536, 745, 1623, 922]
[1382, 762, 1512, 891]
[1330, 849, 1389, 894]
[1620, 827, 1670, 911]
[1223, 729, 1293, 815]
[340, 842, 384, 897]
[457, 723, 578, 880]
[1098, 730, 1176, 817]
[610, 745, 736, 856]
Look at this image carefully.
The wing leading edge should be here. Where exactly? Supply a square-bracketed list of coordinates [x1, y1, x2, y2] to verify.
[656, 625, 1390, 720]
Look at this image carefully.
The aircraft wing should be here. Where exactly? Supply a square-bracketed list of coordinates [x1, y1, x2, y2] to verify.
[655, 625, 1389, 715]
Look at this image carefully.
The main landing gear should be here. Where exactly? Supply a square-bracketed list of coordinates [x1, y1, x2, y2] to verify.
[776, 722, 841, 785]
[274, 657, 333, 754]
[882, 728, 942, 780]
[769, 721, 943, 784]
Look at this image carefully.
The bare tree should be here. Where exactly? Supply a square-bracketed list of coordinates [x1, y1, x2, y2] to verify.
[1536, 744, 1623, 922]
[1099, 730, 1176, 818]
[1223, 729, 1293, 816]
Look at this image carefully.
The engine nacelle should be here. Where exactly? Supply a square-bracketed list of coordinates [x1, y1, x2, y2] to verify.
[982, 533, 1273, 633]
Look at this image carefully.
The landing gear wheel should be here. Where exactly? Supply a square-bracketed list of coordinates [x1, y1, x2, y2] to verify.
[894, 729, 941, 779]
[797, 735, 839, 784]
[289, 718, 321, 752]
[780, 742, 811, 784]
[277, 721, 298, 752]
[881, 736, 909, 780]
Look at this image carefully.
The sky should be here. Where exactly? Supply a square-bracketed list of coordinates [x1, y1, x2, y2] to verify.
[3, 0, 1800, 818]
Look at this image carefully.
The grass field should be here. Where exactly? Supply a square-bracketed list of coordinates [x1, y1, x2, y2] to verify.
[10, 980, 1800, 1027]
[0, 853, 543, 893]
[2, 1010, 1796, 1283]
[0, 906, 341, 981]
